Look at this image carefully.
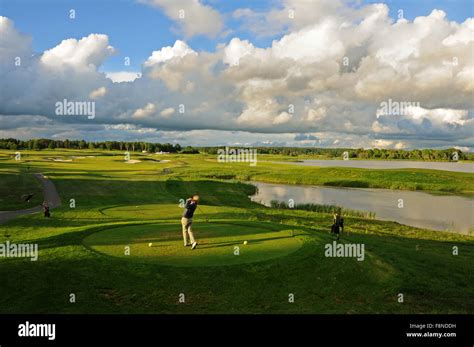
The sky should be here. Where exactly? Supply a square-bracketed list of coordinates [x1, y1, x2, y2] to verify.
[0, 0, 473, 149]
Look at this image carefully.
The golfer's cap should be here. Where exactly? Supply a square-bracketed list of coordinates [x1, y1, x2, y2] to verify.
[192, 195, 200, 201]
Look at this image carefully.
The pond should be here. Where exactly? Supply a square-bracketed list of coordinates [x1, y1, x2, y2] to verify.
[250, 181, 474, 234]
[277, 159, 474, 173]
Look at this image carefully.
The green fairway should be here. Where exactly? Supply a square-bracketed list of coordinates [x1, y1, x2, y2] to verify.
[0, 149, 473, 314]
[83, 220, 306, 266]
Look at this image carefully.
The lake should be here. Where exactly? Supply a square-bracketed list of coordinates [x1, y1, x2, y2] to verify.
[250, 181, 474, 234]
[276, 159, 474, 173]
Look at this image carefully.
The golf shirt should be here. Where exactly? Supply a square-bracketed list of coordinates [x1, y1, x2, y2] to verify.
[182, 199, 197, 218]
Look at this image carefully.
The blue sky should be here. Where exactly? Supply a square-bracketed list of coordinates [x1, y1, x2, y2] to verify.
[1, 0, 472, 73]
[0, 0, 472, 149]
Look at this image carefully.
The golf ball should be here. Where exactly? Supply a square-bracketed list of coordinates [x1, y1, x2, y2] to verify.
[148, 242, 152, 247]
[243, 241, 248, 245]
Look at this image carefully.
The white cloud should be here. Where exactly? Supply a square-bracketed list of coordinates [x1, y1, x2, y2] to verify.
[40, 34, 115, 69]
[105, 71, 142, 83]
[371, 139, 406, 149]
[306, 107, 327, 122]
[160, 107, 175, 117]
[442, 18, 474, 46]
[1, 2, 473, 150]
[89, 86, 107, 99]
[272, 19, 345, 63]
[236, 98, 281, 126]
[273, 111, 293, 125]
[144, 40, 196, 66]
[233, 0, 351, 38]
[0, 16, 32, 61]
[139, 0, 223, 38]
[405, 107, 469, 125]
[223, 38, 256, 66]
[132, 103, 156, 119]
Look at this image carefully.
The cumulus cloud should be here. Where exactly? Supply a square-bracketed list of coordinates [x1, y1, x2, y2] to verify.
[273, 111, 293, 125]
[40, 34, 115, 70]
[371, 139, 406, 150]
[160, 107, 175, 117]
[233, 0, 351, 38]
[0, 1, 473, 150]
[0, 16, 32, 61]
[223, 38, 256, 66]
[89, 86, 107, 99]
[139, 0, 223, 38]
[105, 71, 142, 83]
[405, 107, 469, 125]
[144, 40, 196, 66]
[132, 103, 157, 119]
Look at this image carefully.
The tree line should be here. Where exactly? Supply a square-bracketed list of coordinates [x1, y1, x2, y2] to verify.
[200, 146, 472, 161]
[0, 138, 470, 160]
[0, 138, 189, 153]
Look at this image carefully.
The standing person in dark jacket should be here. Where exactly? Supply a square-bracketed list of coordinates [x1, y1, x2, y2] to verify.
[332, 210, 344, 240]
[181, 195, 199, 249]
[42, 201, 51, 218]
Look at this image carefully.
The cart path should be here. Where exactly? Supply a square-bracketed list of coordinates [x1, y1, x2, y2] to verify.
[0, 173, 61, 224]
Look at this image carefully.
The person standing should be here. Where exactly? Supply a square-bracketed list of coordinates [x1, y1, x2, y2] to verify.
[332, 210, 344, 240]
[181, 195, 199, 249]
[42, 201, 51, 218]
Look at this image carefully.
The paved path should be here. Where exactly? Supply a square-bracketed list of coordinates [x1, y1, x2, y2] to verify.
[0, 173, 61, 224]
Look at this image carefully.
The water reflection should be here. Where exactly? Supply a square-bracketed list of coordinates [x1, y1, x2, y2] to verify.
[250, 182, 474, 234]
[277, 160, 474, 173]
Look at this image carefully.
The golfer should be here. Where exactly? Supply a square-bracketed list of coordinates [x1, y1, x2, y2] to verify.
[181, 195, 199, 249]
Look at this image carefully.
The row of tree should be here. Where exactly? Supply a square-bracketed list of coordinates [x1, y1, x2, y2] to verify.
[0, 138, 185, 153]
[200, 146, 472, 161]
[0, 138, 470, 160]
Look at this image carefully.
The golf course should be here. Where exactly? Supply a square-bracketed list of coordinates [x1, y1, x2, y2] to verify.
[0, 149, 473, 314]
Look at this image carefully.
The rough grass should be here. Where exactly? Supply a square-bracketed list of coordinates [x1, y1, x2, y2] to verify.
[0, 167, 43, 210]
[0, 149, 472, 314]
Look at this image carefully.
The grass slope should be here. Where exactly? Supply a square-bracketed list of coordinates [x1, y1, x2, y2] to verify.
[0, 149, 472, 314]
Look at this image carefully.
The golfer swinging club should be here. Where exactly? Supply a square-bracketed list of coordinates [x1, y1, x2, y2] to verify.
[181, 195, 199, 250]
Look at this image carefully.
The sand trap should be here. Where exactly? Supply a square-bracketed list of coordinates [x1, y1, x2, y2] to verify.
[53, 158, 72, 162]
[125, 159, 141, 164]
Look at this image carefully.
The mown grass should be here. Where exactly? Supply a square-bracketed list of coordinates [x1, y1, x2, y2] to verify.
[0, 149, 472, 314]
[83, 220, 306, 267]
[1, 149, 472, 196]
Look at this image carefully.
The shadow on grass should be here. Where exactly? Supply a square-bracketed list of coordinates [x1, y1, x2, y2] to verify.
[198, 235, 295, 249]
